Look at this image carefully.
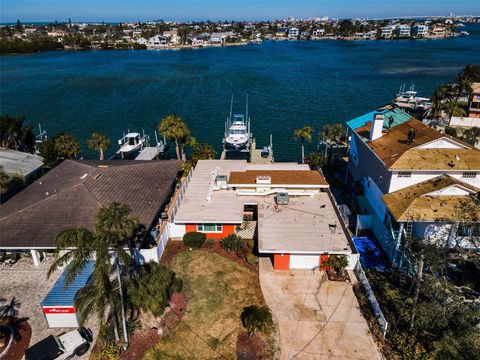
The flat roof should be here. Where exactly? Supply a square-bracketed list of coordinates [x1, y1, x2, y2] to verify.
[0, 159, 182, 249]
[228, 170, 329, 186]
[257, 192, 351, 254]
[0, 148, 44, 177]
[174, 160, 324, 223]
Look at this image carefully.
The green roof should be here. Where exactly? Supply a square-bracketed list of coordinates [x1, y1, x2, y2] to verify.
[346, 106, 412, 135]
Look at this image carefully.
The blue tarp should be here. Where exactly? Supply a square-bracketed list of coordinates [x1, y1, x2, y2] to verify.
[42, 261, 95, 306]
[352, 236, 387, 272]
[346, 106, 412, 132]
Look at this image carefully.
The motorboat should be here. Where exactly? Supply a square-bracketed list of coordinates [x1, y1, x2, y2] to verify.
[223, 96, 251, 152]
[117, 130, 148, 158]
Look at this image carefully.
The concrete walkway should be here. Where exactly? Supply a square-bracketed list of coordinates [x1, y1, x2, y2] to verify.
[259, 258, 381, 360]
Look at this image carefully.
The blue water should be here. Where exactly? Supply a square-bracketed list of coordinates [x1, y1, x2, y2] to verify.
[1, 24, 479, 161]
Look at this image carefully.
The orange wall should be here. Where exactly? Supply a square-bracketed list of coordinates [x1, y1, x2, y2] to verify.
[273, 254, 290, 270]
[185, 224, 235, 239]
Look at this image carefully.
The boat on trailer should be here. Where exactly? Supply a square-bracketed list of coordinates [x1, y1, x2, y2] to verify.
[223, 96, 252, 152]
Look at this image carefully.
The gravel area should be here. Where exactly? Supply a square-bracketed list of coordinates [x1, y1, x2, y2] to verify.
[0, 256, 98, 359]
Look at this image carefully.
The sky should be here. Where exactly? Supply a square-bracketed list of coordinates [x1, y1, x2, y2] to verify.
[1, 0, 480, 23]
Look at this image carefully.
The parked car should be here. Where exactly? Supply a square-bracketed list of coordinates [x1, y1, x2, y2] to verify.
[25, 328, 92, 360]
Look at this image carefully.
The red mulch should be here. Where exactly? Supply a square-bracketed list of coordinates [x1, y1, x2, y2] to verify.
[118, 329, 160, 360]
[0, 317, 32, 360]
[161, 240, 258, 272]
[236, 331, 267, 360]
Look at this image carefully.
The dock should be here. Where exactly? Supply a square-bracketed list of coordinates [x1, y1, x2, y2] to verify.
[135, 143, 167, 160]
[249, 137, 274, 164]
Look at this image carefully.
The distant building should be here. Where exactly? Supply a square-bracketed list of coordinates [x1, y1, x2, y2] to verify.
[381, 25, 394, 38]
[396, 25, 411, 38]
[411, 24, 429, 37]
[275, 28, 288, 38]
[431, 24, 446, 37]
[300, 31, 310, 40]
[312, 28, 325, 38]
[209, 32, 235, 44]
[365, 30, 377, 39]
[288, 27, 299, 39]
[147, 35, 168, 48]
[468, 82, 480, 118]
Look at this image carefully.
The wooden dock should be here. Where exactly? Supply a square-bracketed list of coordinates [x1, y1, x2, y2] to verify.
[250, 137, 274, 164]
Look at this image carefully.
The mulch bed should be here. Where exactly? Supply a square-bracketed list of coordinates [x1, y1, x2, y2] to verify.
[236, 331, 267, 360]
[0, 317, 31, 360]
[118, 329, 160, 360]
[161, 240, 258, 272]
[326, 269, 351, 282]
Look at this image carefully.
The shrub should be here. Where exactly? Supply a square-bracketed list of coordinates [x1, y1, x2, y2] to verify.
[323, 255, 349, 276]
[444, 126, 457, 138]
[183, 231, 206, 248]
[247, 239, 255, 250]
[204, 238, 215, 249]
[246, 254, 258, 265]
[241, 305, 273, 336]
[221, 234, 244, 253]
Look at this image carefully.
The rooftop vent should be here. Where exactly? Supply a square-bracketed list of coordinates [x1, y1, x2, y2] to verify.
[256, 176, 271, 184]
[216, 175, 228, 189]
[276, 192, 289, 205]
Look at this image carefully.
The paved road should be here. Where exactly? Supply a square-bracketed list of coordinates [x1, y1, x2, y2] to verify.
[259, 258, 382, 360]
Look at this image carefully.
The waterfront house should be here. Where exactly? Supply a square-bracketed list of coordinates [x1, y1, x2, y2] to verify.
[136, 37, 148, 46]
[365, 31, 377, 40]
[345, 106, 480, 267]
[275, 28, 288, 38]
[147, 35, 168, 48]
[396, 25, 411, 38]
[0, 160, 182, 265]
[163, 29, 181, 45]
[288, 27, 300, 40]
[300, 31, 310, 40]
[381, 25, 394, 38]
[431, 24, 447, 37]
[169, 160, 357, 270]
[312, 28, 325, 38]
[354, 32, 365, 40]
[209, 32, 235, 44]
[411, 24, 429, 38]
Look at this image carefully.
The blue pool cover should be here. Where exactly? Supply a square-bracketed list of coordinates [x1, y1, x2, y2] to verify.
[352, 236, 387, 272]
[42, 261, 95, 306]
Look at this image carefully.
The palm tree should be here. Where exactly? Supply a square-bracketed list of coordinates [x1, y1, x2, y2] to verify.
[87, 132, 110, 160]
[48, 203, 139, 343]
[158, 115, 191, 161]
[442, 100, 466, 125]
[54, 133, 81, 159]
[240, 305, 273, 336]
[462, 127, 480, 146]
[294, 125, 314, 164]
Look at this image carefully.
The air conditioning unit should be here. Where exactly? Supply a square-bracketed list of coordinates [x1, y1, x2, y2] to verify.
[256, 176, 271, 184]
[276, 192, 289, 205]
[216, 175, 228, 189]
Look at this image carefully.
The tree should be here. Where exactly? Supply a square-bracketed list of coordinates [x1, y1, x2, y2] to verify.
[294, 125, 314, 164]
[158, 115, 191, 161]
[129, 262, 182, 317]
[186, 140, 216, 170]
[240, 305, 273, 336]
[462, 127, 480, 146]
[442, 99, 466, 125]
[458, 64, 480, 83]
[304, 152, 324, 169]
[87, 132, 110, 160]
[48, 203, 139, 343]
[54, 133, 81, 160]
[0, 115, 36, 153]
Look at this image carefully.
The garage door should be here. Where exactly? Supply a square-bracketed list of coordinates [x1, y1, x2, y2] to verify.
[289, 255, 319, 269]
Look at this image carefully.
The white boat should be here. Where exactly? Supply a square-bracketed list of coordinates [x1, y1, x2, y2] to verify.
[393, 83, 432, 111]
[223, 96, 251, 152]
[117, 130, 149, 158]
[249, 38, 262, 45]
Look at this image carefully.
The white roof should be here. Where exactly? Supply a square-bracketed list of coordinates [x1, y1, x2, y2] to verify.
[0, 148, 44, 177]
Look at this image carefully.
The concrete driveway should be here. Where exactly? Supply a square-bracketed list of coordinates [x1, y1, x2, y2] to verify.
[259, 258, 381, 360]
[0, 256, 97, 359]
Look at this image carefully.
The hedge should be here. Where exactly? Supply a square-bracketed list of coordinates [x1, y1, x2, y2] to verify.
[183, 231, 206, 248]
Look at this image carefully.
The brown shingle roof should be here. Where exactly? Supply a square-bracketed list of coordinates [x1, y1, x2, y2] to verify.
[0, 159, 182, 248]
[228, 170, 329, 186]
[382, 175, 480, 222]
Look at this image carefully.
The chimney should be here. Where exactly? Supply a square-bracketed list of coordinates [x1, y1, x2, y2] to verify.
[370, 113, 384, 141]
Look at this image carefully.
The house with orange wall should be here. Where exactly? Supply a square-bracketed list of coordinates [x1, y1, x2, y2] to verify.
[170, 160, 358, 270]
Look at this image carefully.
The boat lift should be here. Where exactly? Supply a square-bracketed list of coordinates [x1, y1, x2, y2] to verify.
[222, 95, 252, 153]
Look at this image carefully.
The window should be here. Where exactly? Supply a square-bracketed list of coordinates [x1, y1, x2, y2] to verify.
[397, 172, 411, 178]
[457, 224, 472, 237]
[462, 172, 477, 179]
[197, 224, 223, 233]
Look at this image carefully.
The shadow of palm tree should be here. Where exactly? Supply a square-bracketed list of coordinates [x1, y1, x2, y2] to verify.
[0, 297, 21, 318]
[1, 297, 29, 342]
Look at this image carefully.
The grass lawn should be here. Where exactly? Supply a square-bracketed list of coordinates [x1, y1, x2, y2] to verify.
[142, 250, 274, 359]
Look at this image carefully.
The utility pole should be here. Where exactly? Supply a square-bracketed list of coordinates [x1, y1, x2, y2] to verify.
[410, 255, 424, 331]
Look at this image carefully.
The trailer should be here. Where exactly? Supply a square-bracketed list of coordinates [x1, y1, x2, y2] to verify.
[42, 261, 95, 328]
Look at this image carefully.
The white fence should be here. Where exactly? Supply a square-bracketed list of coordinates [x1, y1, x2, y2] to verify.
[138, 169, 193, 264]
[355, 261, 388, 336]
